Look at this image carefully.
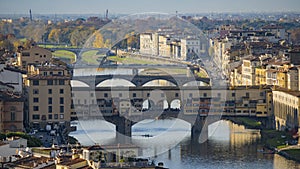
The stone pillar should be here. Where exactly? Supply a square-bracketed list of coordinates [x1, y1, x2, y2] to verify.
[191, 116, 208, 143]
[115, 117, 133, 144]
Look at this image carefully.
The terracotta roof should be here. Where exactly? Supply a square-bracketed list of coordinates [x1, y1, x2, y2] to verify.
[58, 158, 86, 166]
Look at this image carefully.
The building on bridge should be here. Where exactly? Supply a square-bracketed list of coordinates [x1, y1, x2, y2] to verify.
[24, 62, 71, 130]
[71, 85, 272, 119]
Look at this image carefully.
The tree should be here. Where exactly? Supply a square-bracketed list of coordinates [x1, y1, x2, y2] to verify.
[92, 31, 104, 48]
[0, 39, 14, 51]
[48, 28, 61, 43]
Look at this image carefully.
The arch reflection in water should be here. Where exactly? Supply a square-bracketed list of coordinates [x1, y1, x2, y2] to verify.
[69, 120, 300, 169]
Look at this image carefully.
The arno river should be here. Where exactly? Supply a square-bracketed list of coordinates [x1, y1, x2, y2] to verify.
[70, 119, 300, 169]
[71, 70, 299, 168]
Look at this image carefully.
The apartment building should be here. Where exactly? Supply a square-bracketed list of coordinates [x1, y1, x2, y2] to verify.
[139, 29, 201, 61]
[24, 63, 71, 130]
[0, 84, 24, 132]
[17, 46, 52, 70]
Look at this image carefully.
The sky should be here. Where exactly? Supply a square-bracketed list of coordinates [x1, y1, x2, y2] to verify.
[0, 0, 299, 15]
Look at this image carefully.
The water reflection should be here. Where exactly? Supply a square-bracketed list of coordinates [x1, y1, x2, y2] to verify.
[70, 119, 300, 169]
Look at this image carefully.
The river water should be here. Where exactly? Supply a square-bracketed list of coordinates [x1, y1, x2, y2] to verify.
[69, 119, 300, 169]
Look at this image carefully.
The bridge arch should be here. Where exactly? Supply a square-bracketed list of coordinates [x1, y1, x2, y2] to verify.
[71, 80, 90, 87]
[142, 79, 177, 87]
[96, 78, 136, 87]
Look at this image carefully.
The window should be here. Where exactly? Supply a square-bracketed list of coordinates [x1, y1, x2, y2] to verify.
[147, 93, 150, 97]
[84, 99, 87, 104]
[217, 93, 221, 97]
[104, 93, 108, 97]
[32, 114, 40, 120]
[60, 89, 64, 94]
[58, 71, 62, 75]
[60, 97, 64, 104]
[48, 106, 52, 113]
[33, 97, 39, 103]
[48, 97, 52, 104]
[43, 72, 47, 76]
[90, 93, 94, 97]
[232, 93, 235, 97]
[33, 89, 39, 94]
[133, 93, 136, 97]
[175, 93, 179, 97]
[50, 72, 53, 75]
[260, 92, 264, 97]
[33, 106, 39, 111]
[47, 80, 53, 85]
[54, 114, 58, 119]
[60, 106, 64, 113]
[59, 80, 65, 85]
[48, 114, 52, 119]
[203, 93, 207, 97]
[189, 93, 193, 97]
[119, 93, 122, 97]
[60, 114, 64, 119]
[11, 112, 16, 121]
[48, 89, 52, 94]
[246, 92, 249, 97]
[33, 80, 39, 86]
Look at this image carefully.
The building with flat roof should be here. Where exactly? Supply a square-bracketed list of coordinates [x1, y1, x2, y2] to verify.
[24, 63, 71, 130]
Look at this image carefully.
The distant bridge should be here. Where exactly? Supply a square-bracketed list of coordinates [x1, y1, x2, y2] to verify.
[72, 74, 211, 87]
[49, 47, 110, 62]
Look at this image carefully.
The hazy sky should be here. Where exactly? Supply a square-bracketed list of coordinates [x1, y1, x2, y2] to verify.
[0, 0, 299, 14]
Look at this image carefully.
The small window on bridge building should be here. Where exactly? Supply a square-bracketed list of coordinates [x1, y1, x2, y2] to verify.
[175, 93, 179, 97]
[203, 93, 207, 97]
[104, 93, 108, 97]
[133, 93, 136, 97]
[189, 93, 193, 97]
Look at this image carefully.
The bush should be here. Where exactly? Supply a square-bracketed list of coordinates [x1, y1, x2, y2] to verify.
[5, 132, 42, 147]
[0, 133, 6, 140]
[68, 136, 78, 144]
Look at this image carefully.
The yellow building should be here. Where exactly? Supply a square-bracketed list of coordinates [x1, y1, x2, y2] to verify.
[255, 67, 267, 85]
[17, 46, 52, 70]
[276, 71, 288, 88]
[25, 63, 71, 130]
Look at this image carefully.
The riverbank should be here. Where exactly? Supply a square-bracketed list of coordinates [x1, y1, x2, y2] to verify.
[227, 118, 300, 163]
